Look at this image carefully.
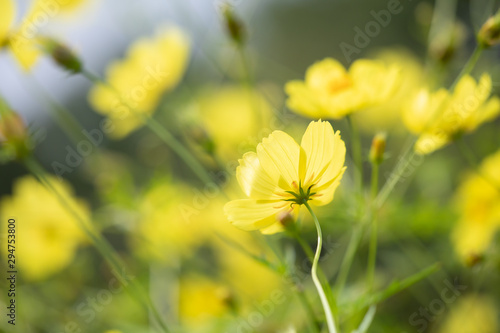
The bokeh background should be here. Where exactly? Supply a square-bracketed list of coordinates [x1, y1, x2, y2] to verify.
[1, 0, 500, 332]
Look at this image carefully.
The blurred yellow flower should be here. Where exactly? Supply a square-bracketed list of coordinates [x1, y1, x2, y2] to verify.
[0, 0, 87, 70]
[353, 50, 425, 133]
[403, 74, 500, 154]
[285, 58, 399, 119]
[179, 275, 231, 325]
[89, 27, 190, 138]
[130, 181, 207, 264]
[224, 120, 346, 234]
[452, 150, 500, 263]
[188, 85, 273, 160]
[0, 175, 87, 280]
[438, 295, 498, 333]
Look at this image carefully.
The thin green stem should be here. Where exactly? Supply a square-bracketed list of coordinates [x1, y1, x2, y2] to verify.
[81, 70, 218, 189]
[292, 231, 337, 316]
[334, 224, 363, 297]
[376, 148, 415, 209]
[367, 162, 380, 292]
[23, 156, 170, 333]
[366, 216, 378, 292]
[295, 291, 322, 333]
[370, 163, 379, 201]
[450, 46, 484, 90]
[304, 202, 338, 333]
[347, 115, 363, 194]
[28, 75, 87, 144]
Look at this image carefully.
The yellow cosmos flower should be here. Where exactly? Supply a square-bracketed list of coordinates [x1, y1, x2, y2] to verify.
[130, 181, 208, 264]
[452, 150, 500, 263]
[438, 295, 498, 333]
[89, 27, 190, 138]
[0, 0, 87, 70]
[224, 120, 346, 234]
[403, 74, 500, 154]
[285, 58, 399, 119]
[0, 175, 87, 281]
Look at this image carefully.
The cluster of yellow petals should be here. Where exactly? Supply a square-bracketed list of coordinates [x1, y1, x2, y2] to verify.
[0, 175, 88, 280]
[285, 58, 399, 119]
[403, 74, 500, 154]
[224, 120, 346, 234]
[452, 150, 500, 263]
[88, 27, 190, 138]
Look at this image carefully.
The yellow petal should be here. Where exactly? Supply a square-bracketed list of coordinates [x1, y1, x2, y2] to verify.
[0, 0, 15, 43]
[403, 89, 450, 134]
[305, 58, 348, 93]
[256, 130, 300, 191]
[299, 120, 346, 206]
[350, 60, 399, 104]
[7, 33, 40, 70]
[466, 96, 500, 132]
[236, 152, 281, 200]
[224, 199, 288, 231]
[414, 132, 449, 155]
[285, 80, 325, 118]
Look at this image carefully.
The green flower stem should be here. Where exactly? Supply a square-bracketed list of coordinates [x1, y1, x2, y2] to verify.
[450, 45, 484, 90]
[81, 70, 216, 187]
[304, 202, 338, 333]
[292, 231, 337, 316]
[24, 156, 170, 333]
[367, 162, 380, 292]
[27, 75, 88, 144]
[334, 223, 363, 297]
[346, 115, 363, 194]
[376, 147, 415, 209]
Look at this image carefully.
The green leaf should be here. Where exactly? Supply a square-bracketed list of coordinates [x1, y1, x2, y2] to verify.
[342, 262, 441, 315]
[352, 305, 376, 333]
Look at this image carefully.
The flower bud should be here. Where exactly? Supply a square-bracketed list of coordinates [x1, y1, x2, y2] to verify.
[217, 287, 238, 313]
[478, 10, 500, 48]
[369, 132, 386, 165]
[221, 3, 245, 46]
[278, 210, 296, 233]
[465, 252, 484, 268]
[429, 22, 466, 63]
[39, 37, 82, 73]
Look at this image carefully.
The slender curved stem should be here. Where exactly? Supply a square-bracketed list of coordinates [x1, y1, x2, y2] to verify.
[292, 231, 337, 316]
[450, 46, 484, 90]
[304, 202, 338, 333]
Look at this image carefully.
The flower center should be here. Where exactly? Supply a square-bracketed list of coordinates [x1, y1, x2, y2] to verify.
[328, 76, 352, 94]
[284, 181, 316, 205]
